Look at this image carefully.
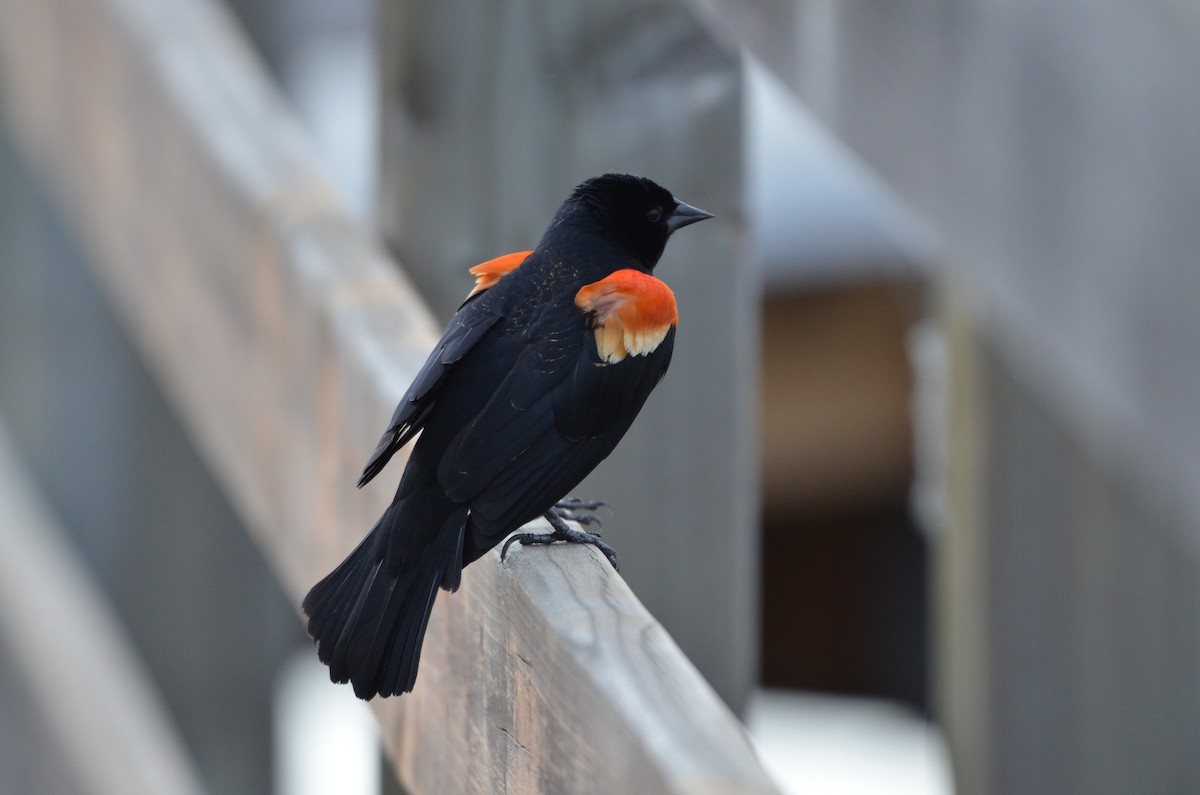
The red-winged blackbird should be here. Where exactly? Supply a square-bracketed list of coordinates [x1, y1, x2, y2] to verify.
[303, 174, 713, 698]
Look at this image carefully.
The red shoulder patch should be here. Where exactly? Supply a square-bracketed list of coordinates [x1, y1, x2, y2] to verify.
[575, 270, 677, 364]
[467, 250, 533, 297]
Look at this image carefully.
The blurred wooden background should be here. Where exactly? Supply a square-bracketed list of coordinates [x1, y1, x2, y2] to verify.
[704, 1, 1200, 792]
[3, 0, 1198, 793]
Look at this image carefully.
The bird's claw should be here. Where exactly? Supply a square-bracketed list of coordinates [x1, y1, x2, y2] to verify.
[499, 509, 621, 571]
[553, 509, 602, 528]
[587, 536, 621, 570]
[551, 496, 607, 529]
[555, 497, 608, 512]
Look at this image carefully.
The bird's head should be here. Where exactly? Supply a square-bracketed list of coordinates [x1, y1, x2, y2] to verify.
[563, 174, 714, 269]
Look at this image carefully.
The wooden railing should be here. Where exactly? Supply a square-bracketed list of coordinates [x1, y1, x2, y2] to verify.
[0, 0, 777, 792]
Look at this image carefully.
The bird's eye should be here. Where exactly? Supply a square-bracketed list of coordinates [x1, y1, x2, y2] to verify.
[646, 205, 664, 223]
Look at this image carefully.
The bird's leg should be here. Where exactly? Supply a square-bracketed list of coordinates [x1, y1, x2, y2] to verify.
[500, 509, 621, 571]
[551, 497, 607, 528]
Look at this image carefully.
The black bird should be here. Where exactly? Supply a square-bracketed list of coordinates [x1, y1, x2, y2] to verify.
[302, 174, 713, 698]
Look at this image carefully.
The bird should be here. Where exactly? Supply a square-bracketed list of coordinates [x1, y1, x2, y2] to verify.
[302, 173, 713, 699]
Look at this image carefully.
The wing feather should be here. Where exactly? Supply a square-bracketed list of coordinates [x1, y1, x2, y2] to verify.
[359, 251, 537, 487]
[358, 297, 505, 487]
[439, 323, 675, 538]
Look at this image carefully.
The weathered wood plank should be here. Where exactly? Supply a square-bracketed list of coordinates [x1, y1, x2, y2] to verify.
[0, 417, 207, 795]
[0, 0, 778, 792]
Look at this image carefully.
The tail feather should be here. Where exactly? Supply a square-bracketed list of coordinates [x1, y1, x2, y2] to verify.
[303, 530, 382, 652]
[378, 511, 466, 693]
[302, 502, 468, 698]
[383, 577, 439, 694]
[328, 560, 387, 684]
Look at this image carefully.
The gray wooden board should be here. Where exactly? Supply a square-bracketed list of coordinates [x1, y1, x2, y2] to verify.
[0, 418, 207, 795]
[939, 317, 1200, 795]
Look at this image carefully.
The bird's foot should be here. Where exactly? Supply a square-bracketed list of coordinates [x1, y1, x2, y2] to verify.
[551, 497, 607, 528]
[555, 497, 607, 512]
[500, 508, 620, 571]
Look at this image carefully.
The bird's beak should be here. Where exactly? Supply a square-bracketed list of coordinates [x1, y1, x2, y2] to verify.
[667, 199, 715, 233]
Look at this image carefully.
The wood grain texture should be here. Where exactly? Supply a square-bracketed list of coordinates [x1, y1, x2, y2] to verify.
[0, 0, 778, 792]
[385, 540, 777, 795]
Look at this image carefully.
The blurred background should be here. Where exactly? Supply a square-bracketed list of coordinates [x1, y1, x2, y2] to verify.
[1, 0, 1197, 793]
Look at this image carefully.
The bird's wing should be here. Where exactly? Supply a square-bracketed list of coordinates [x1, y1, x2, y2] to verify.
[438, 269, 677, 538]
[358, 250, 532, 487]
[462, 329, 675, 541]
[358, 295, 505, 488]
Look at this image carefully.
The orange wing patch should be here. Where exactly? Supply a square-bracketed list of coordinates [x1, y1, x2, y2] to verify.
[467, 250, 533, 297]
[575, 270, 678, 364]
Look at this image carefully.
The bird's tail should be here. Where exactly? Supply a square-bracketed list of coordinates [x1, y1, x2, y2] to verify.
[302, 500, 468, 698]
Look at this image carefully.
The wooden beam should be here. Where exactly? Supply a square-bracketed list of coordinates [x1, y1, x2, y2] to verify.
[0, 417, 207, 795]
[0, 0, 778, 792]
